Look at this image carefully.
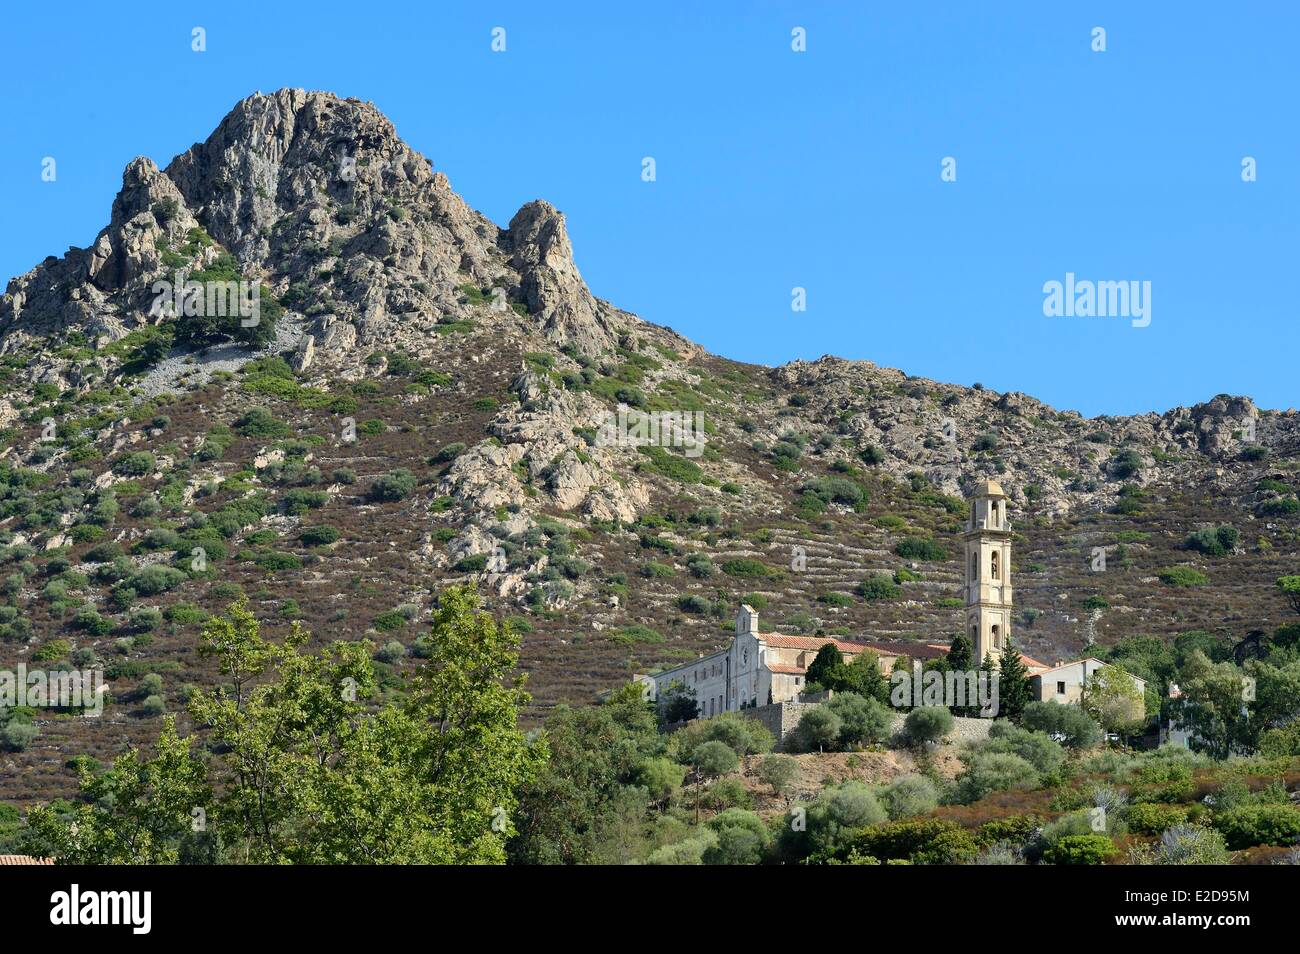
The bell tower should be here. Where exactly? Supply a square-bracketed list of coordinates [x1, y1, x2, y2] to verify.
[964, 479, 1013, 666]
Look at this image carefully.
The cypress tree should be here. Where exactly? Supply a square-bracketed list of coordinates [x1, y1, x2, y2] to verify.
[998, 637, 1033, 720]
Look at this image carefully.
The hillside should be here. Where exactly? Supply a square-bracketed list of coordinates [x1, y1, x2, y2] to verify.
[2, 89, 1298, 805]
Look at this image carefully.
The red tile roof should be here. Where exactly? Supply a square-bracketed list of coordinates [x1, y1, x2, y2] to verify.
[761, 633, 949, 661]
[0, 855, 53, 865]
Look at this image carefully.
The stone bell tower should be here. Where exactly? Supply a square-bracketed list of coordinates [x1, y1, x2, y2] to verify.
[964, 479, 1014, 666]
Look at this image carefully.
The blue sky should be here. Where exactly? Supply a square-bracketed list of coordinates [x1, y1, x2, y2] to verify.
[2, 2, 1295, 417]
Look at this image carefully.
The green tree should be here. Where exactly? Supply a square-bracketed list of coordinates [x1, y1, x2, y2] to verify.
[947, 632, 973, 672]
[825, 692, 892, 748]
[904, 705, 953, 744]
[656, 681, 698, 725]
[1276, 576, 1300, 615]
[805, 643, 848, 691]
[1171, 651, 1252, 759]
[998, 639, 1033, 720]
[794, 706, 842, 752]
[1021, 701, 1102, 749]
[693, 740, 739, 778]
[843, 650, 889, 703]
[704, 808, 770, 865]
[34, 588, 541, 864]
[757, 754, 799, 798]
[1081, 664, 1146, 741]
[509, 682, 661, 865]
[632, 757, 686, 803]
[27, 717, 212, 864]
[954, 751, 1039, 804]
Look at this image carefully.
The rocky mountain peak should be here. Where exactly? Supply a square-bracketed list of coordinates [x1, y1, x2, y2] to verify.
[1, 89, 624, 365]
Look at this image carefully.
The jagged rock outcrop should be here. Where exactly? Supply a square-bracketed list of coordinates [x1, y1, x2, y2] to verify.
[506, 200, 618, 355]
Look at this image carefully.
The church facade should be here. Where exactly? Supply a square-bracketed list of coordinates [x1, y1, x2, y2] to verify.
[641, 604, 948, 716]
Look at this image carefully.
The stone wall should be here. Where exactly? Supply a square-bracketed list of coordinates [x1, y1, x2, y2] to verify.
[743, 701, 997, 749]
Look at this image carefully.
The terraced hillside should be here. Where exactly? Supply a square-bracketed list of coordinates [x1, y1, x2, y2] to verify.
[1, 89, 1298, 805]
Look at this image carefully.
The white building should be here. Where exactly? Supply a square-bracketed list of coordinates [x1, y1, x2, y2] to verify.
[642, 605, 947, 716]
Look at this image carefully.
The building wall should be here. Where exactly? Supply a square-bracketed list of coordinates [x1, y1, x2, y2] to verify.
[1031, 659, 1147, 715]
[651, 649, 728, 716]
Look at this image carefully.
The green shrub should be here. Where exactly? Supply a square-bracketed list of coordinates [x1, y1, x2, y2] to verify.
[1021, 702, 1102, 749]
[128, 565, 187, 596]
[846, 818, 977, 865]
[895, 536, 948, 561]
[112, 451, 156, 477]
[721, 558, 775, 578]
[880, 775, 939, 819]
[1126, 802, 1190, 835]
[954, 752, 1039, 804]
[1258, 496, 1300, 516]
[73, 605, 112, 636]
[0, 720, 39, 752]
[1185, 525, 1238, 557]
[234, 407, 289, 439]
[33, 639, 71, 662]
[1138, 825, 1230, 865]
[1212, 804, 1300, 849]
[374, 640, 407, 663]
[432, 443, 466, 464]
[82, 541, 123, 563]
[254, 551, 301, 572]
[1158, 566, 1208, 587]
[368, 469, 417, 502]
[904, 706, 953, 743]
[857, 574, 901, 601]
[801, 476, 867, 510]
[638, 446, 703, 484]
[982, 723, 1064, 776]
[299, 526, 340, 547]
[1111, 449, 1142, 480]
[1043, 834, 1116, 865]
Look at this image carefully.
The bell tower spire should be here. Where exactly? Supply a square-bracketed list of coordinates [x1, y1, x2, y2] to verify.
[964, 479, 1014, 665]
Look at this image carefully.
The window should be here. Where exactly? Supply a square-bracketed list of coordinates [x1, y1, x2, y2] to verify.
[991, 550, 1000, 580]
[1057, 681, 1066, 696]
[991, 624, 1000, 649]
[970, 552, 978, 579]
